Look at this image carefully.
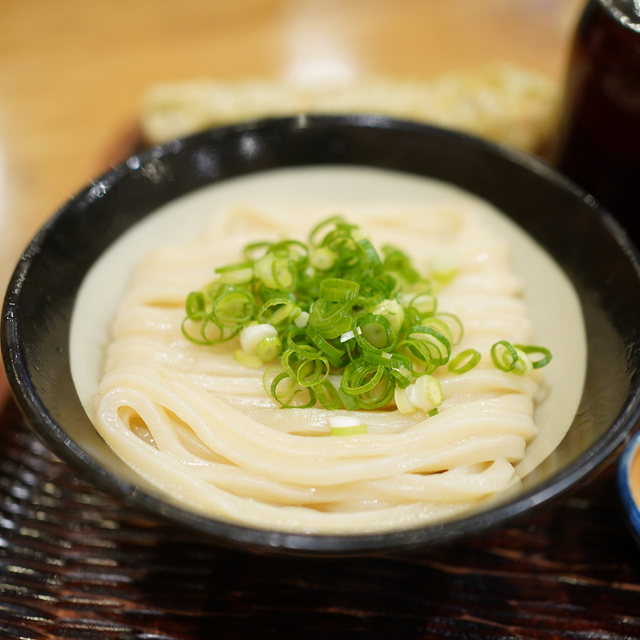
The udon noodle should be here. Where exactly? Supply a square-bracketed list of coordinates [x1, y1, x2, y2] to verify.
[92, 203, 544, 534]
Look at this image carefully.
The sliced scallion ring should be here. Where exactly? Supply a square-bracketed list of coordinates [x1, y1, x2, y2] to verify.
[515, 345, 553, 369]
[269, 370, 316, 409]
[257, 298, 300, 326]
[491, 340, 520, 373]
[214, 261, 255, 284]
[185, 291, 206, 321]
[448, 348, 481, 374]
[354, 314, 397, 352]
[329, 415, 368, 436]
[319, 278, 360, 302]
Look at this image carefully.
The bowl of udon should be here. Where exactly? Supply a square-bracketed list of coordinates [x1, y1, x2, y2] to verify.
[3, 115, 640, 555]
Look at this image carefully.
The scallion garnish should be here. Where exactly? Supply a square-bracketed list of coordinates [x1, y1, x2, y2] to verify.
[329, 415, 368, 436]
[183, 215, 552, 417]
[448, 348, 482, 374]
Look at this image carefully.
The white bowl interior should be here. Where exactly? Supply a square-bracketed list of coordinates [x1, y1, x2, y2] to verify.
[69, 165, 587, 514]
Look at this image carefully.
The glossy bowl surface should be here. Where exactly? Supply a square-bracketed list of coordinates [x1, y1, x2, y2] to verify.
[3, 115, 640, 555]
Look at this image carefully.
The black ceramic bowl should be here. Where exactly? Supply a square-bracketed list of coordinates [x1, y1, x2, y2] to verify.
[3, 115, 640, 556]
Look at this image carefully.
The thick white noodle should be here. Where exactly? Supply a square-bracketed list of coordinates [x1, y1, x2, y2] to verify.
[92, 204, 542, 534]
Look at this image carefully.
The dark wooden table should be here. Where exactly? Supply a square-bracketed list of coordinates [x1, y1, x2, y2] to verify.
[0, 394, 638, 640]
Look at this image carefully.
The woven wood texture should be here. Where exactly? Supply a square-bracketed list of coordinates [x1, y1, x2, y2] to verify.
[0, 398, 639, 640]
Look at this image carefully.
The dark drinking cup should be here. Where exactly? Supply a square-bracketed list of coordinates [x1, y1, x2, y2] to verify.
[554, 0, 640, 243]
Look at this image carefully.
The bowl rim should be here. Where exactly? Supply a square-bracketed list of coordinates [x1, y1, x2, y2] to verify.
[4, 114, 640, 555]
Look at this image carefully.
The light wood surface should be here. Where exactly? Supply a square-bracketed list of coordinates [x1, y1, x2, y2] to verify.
[0, 0, 583, 303]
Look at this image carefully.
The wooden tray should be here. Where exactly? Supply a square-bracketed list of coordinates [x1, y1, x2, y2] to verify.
[0, 394, 638, 639]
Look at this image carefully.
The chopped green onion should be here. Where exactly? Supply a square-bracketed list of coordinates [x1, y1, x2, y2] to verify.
[240, 323, 277, 354]
[394, 375, 442, 414]
[310, 246, 337, 271]
[367, 298, 405, 335]
[270, 239, 308, 261]
[282, 349, 330, 387]
[184, 215, 553, 417]
[255, 254, 296, 291]
[309, 299, 354, 339]
[315, 379, 344, 410]
[341, 362, 385, 396]
[236, 323, 282, 365]
[215, 261, 254, 285]
[402, 291, 438, 317]
[268, 370, 316, 409]
[319, 278, 360, 302]
[294, 310, 310, 328]
[516, 345, 553, 369]
[409, 375, 443, 411]
[329, 415, 368, 436]
[354, 314, 397, 352]
[355, 237, 383, 274]
[257, 298, 300, 326]
[448, 348, 482, 374]
[361, 349, 412, 370]
[244, 241, 272, 261]
[305, 325, 345, 367]
[491, 340, 520, 373]
[401, 326, 451, 373]
[185, 291, 206, 321]
[256, 335, 282, 363]
[309, 215, 346, 247]
[204, 285, 254, 331]
[491, 340, 535, 375]
[430, 250, 459, 282]
[426, 313, 464, 346]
